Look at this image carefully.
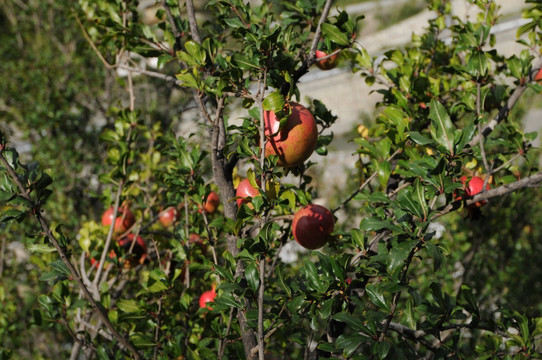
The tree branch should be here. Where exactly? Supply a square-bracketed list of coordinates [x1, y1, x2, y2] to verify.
[387, 322, 440, 352]
[186, 0, 201, 44]
[433, 172, 542, 220]
[469, 57, 542, 146]
[281, 0, 335, 96]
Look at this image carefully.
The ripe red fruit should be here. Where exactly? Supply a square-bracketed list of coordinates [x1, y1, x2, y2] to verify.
[264, 102, 318, 168]
[236, 178, 260, 208]
[199, 288, 216, 309]
[101, 206, 135, 234]
[315, 50, 339, 70]
[535, 67, 542, 82]
[159, 206, 178, 227]
[292, 204, 334, 250]
[459, 176, 491, 207]
[117, 234, 147, 268]
[203, 191, 220, 214]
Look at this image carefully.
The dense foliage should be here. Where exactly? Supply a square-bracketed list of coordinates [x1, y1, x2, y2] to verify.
[1, 0, 542, 359]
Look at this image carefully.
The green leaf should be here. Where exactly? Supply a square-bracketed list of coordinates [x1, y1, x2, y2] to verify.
[50, 259, 71, 277]
[304, 260, 326, 293]
[333, 312, 366, 332]
[455, 121, 475, 153]
[336, 333, 364, 356]
[223, 17, 244, 29]
[130, 333, 155, 348]
[360, 217, 397, 232]
[96, 346, 109, 360]
[38, 294, 53, 313]
[365, 283, 390, 312]
[0, 208, 26, 222]
[215, 293, 242, 309]
[408, 131, 434, 146]
[372, 340, 391, 359]
[184, 40, 206, 65]
[176, 71, 199, 89]
[214, 264, 234, 282]
[458, 285, 479, 316]
[0, 190, 15, 202]
[26, 244, 56, 253]
[262, 91, 285, 112]
[388, 240, 416, 273]
[117, 299, 140, 313]
[396, 188, 423, 220]
[147, 280, 168, 293]
[351, 228, 365, 250]
[245, 262, 260, 293]
[414, 179, 428, 220]
[319, 298, 334, 319]
[425, 242, 444, 271]
[275, 266, 291, 298]
[467, 52, 489, 78]
[429, 99, 455, 155]
[232, 53, 260, 70]
[507, 56, 523, 79]
[279, 189, 296, 211]
[321, 23, 349, 46]
[517, 20, 535, 37]
[317, 342, 336, 353]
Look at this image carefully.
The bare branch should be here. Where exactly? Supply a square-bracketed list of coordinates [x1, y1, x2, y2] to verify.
[74, 13, 114, 69]
[118, 65, 182, 85]
[186, 0, 201, 44]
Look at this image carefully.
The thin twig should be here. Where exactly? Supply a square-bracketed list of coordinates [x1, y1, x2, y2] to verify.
[74, 13, 114, 69]
[153, 296, 163, 360]
[218, 307, 235, 359]
[333, 149, 401, 214]
[491, 153, 521, 174]
[257, 258, 265, 360]
[0, 235, 5, 278]
[119, 65, 181, 85]
[93, 181, 124, 296]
